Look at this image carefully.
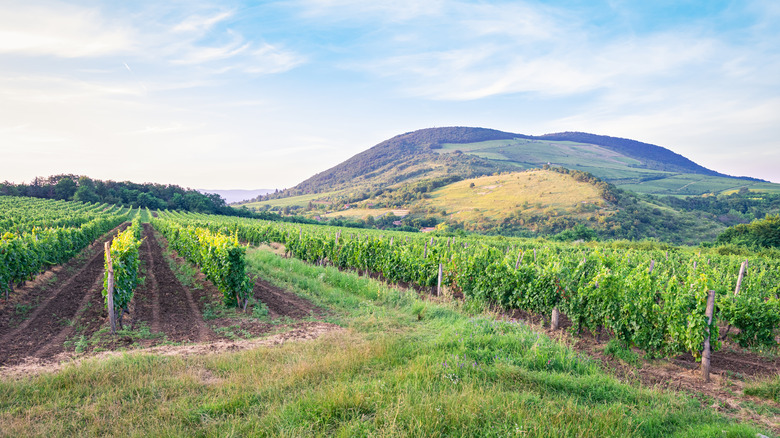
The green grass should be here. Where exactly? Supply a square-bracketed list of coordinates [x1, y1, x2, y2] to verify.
[238, 190, 344, 209]
[0, 249, 772, 437]
[745, 375, 780, 403]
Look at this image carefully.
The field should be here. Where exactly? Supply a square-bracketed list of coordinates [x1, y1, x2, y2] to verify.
[418, 169, 609, 223]
[239, 190, 344, 209]
[1, 199, 779, 436]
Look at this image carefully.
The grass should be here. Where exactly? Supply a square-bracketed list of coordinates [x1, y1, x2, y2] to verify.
[0, 248, 773, 437]
[603, 339, 641, 367]
[238, 190, 345, 209]
[745, 375, 780, 403]
[418, 169, 609, 223]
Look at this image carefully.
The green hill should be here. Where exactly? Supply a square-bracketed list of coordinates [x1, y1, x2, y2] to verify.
[237, 127, 780, 244]
[255, 127, 779, 202]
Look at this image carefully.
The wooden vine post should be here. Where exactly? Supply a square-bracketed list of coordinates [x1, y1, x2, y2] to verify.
[701, 289, 716, 383]
[515, 250, 523, 269]
[551, 307, 560, 330]
[437, 263, 443, 297]
[734, 260, 747, 295]
[104, 241, 116, 335]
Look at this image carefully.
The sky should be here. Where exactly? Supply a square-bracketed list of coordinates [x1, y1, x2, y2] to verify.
[1, 0, 779, 190]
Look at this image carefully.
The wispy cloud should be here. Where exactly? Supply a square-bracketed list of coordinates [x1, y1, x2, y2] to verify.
[0, 1, 133, 58]
[172, 10, 234, 33]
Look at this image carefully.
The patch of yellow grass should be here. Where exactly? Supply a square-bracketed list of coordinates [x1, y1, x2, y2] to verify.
[418, 170, 608, 222]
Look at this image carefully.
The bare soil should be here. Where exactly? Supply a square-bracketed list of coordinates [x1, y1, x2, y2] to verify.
[0, 223, 128, 367]
[0, 223, 330, 376]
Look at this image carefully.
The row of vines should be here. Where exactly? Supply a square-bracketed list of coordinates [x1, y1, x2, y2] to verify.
[103, 217, 143, 325]
[151, 216, 252, 308]
[0, 197, 129, 299]
[157, 210, 780, 360]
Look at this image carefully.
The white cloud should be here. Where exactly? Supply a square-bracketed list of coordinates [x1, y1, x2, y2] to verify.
[0, 1, 133, 58]
[172, 10, 234, 33]
[297, 0, 445, 22]
[172, 38, 251, 65]
[245, 43, 307, 74]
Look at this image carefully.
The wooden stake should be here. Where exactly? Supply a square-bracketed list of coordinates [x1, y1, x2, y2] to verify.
[734, 260, 747, 296]
[551, 307, 560, 330]
[423, 242, 428, 259]
[104, 242, 116, 335]
[648, 260, 655, 274]
[533, 248, 536, 263]
[702, 289, 716, 383]
[437, 264, 443, 297]
[515, 250, 523, 269]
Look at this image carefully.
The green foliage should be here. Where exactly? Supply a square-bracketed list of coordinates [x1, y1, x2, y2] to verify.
[551, 224, 598, 242]
[152, 218, 252, 307]
[252, 300, 269, 319]
[0, 174, 239, 216]
[717, 214, 780, 249]
[154, 209, 780, 358]
[103, 218, 143, 315]
[0, 196, 127, 299]
[603, 339, 640, 367]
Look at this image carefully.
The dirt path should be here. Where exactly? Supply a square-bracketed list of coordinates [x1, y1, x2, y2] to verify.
[0, 224, 127, 367]
[254, 277, 324, 320]
[132, 224, 214, 343]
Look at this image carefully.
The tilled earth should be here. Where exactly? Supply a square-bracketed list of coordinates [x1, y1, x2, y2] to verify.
[0, 223, 328, 371]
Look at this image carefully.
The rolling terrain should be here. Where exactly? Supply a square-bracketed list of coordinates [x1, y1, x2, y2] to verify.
[236, 126, 780, 243]
[249, 127, 780, 204]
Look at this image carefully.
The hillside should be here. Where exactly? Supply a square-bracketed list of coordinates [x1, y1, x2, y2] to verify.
[254, 127, 779, 202]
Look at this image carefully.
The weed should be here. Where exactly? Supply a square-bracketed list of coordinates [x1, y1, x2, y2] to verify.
[745, 375, 780, 403]
[213, 325, 251, 341]
[603, 339, 640, 367]
[252, 300, 269, 320]
[14, 302, 33, 317]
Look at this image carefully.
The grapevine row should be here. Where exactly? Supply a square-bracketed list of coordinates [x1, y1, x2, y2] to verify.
[0, 198, 128, 299]
[151, 217, 252, 308]
[155, 210, 779, 358]
[103, 217, 143, 324]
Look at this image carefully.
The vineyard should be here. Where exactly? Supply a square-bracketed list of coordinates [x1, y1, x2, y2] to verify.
[0, 199, 322, 368]
[151, 210, 780, 365]
[0, 197, 778, 435]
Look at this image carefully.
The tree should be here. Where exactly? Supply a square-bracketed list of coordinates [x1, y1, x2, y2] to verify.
[54, 178, 77, 200]
[73, 177, 99, 203]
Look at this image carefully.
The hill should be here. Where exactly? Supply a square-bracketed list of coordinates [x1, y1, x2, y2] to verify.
[253, 127, 779, 203]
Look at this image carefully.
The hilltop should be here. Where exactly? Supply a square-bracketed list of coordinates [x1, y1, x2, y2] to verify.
[255, 127, 778, 203]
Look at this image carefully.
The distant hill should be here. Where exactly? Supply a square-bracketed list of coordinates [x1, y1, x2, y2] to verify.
[257, 126, 777, 202]
[199, 189, 274, 204]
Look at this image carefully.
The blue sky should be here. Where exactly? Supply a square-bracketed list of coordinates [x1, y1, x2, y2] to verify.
[1, 0, 779, 189]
